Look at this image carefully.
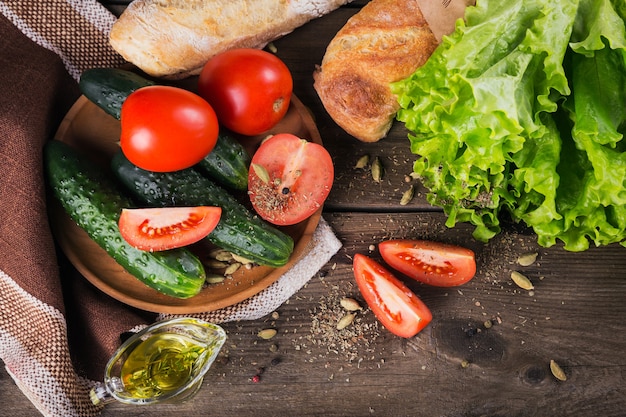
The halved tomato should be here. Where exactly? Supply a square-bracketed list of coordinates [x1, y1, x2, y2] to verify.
[353, 254, 432, 338]
[379, 239, 476, 287]
[248, 133, 333, 226]
[118, 206, 221, 251]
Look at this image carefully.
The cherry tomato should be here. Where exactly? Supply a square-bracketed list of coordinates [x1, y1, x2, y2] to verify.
[379, 239, 476, 287]
[353, 254, 432, 338]
[248, 133, 333, 226]
[118, 206, 221, 251]
[120, 85, 219, 172]
[198, 48, 293, 136]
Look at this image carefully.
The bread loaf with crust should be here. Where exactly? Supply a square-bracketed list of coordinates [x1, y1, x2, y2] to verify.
[313, 0, 438, 142]
[110, 0, 353, 79]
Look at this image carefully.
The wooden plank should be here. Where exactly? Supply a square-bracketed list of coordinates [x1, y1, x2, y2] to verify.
[86, 211, 623, 417]
[3, 216, 625, 415]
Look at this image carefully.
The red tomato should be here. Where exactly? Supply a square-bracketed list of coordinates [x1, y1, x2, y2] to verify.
[120, 85, 219, 172]
[197, 48, 293, 136]
[118, 206, 221, 251]
[379, 239, 476, 287]
[353, 254, 432, 338]
[248, 133, 333, 226]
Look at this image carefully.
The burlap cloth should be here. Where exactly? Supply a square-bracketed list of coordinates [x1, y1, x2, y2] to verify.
[0, 1, 342, 416]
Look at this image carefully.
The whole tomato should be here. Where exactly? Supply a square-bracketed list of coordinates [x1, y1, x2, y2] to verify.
[120, 85, 219, 172]
[198, 48, 293, 136]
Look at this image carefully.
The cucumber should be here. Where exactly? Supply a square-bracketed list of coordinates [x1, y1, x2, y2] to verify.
[44, 140, 206, 299]
[79, 68, 155, 120]
[110, 150, 294, 267]
[196, 131, 251, 191]
[79, 67, 250, 191]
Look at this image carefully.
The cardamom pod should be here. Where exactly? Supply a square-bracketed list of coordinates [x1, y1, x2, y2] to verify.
[258, 329, 277, 340]
[517, 252, 538, 267]
[371, 157, 383, 183]
[400, 185, 415, 206]
[511, 271, 534, 290]
[354, 154, 369, 169]
[252, 163, 270, 184]
[340, 297, 363, 312]
[550, 360, 567, 381]
[337, 313, 356, 330]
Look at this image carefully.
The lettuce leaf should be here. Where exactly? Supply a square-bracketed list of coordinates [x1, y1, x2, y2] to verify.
[392, 0, 626, 250]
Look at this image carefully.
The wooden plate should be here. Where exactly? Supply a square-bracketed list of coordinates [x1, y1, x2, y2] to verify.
[51, 94, 322, 313]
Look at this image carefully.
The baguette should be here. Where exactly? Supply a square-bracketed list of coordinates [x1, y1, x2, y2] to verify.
[313, 0, 438, 142]
[110, 0, 353, 79]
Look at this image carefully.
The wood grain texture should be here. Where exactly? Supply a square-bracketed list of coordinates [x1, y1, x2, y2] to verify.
[3, 1, 626, 416]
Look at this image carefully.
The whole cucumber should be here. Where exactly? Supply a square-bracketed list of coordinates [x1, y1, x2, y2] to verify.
[44, 140, 206, 299]
[79, 67, 155, 120]
[110, 151, 294, 268]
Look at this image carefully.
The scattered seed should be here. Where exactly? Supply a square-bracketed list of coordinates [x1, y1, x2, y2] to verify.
[511, 271, 534, 290]
[271, 311, 280, 320]
[258, 329, 277, 340]
[340, 297, 363, 312]
[400, 185, 415, 206]
[483, 320, 493, 329]
[269, 344, 279, 353]
[337, 313, 356, 330]
[371, 157, 383, 183]
[206, 274, 226, 284]
[224, 262, 242, 276]
[550, 360, 567, 381]
[517, 252, 538, 267]
[252, 163, 271, 184]
[232, 253, 254, 264]
[354, 154, 369, 169]
[267, 42, 277, 53]
[461, 360, 470, 368]
[208, 260, 229, 269]
[210, 249, 233, 262]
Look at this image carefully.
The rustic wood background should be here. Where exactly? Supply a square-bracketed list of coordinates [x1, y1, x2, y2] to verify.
[3, 1, 625, 416]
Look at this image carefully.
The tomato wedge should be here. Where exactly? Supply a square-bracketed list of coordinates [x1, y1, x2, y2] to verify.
[118, 206, 221, 251]
[248, 133, 333, 226]
[353, 254, 432, 338]
[379, 239, 476, 287]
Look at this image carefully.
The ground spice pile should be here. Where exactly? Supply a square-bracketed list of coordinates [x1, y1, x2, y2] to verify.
[291, 273, 382, 365]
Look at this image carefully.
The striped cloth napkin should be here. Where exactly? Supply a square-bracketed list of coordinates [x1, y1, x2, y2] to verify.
[0, 1, 341, 416]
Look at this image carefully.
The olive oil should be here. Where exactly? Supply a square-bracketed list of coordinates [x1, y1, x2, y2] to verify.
[120, 333, 206, 399]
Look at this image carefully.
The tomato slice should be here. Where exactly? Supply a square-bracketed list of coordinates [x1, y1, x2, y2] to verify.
[379, 239, 476, 287]
[118, 206, 221, 251]
[353, 254, 432, 338]
[248, 133, 333, 226]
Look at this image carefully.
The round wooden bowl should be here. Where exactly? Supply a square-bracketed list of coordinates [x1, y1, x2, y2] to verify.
[51, 94, 322, 313]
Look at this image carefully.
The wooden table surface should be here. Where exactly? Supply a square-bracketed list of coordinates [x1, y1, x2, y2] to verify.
[3, 1, 626, 416]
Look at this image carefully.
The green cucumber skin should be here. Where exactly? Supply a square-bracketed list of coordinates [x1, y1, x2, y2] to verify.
[196, 131, 251, 191]
[111, 151, 295, 268]
[44, 141, 206, 299]
[79, 67, 155, 120]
